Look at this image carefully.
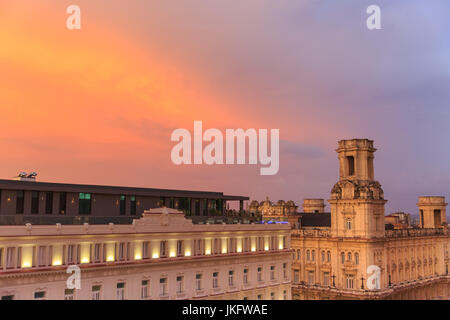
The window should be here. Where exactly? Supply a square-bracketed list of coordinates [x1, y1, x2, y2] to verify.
[177, 240, 184, 256]
[243, 268, 249, 284]
[323, 272, 330, 286]
[347, 252, 352, 262]
[118, 195, 126, 215]
[296, 249, 301, 260]
[34, 291, 46, 300]
[177, 276, 184, 293]
[142, 242, 150, 259]
[270, 292, 275, 300]
[64, 289, 74, 300]
[67, 245, 75, 264]
[141, 280, 149, 299]
[1, 295, 14, 300]
[94, 244, 101, 262]
[59, 192, 67, 214]
[228, 271, 234, 287]
[346, 275, 354, 289]
[306, 250, 310, 261]
[31, 191, 39, 214]
[212, 272, 219, 289]
[311, 250, 316, 262]
[257, 294, 262, 300]
[160, 241, 167, 258]
[16, 191, 24, 214]
[355, 253, 359, 265]
[321, 251, 325, 262]
[0, 248, 3, 268]
[270, 265, 275, 280]
[79, 193, 91, 215]
[346, 218, 352, 230]
[283, 263, 287, 278]
[38, 246, 46, 266]
[130, 196, 136, 215]
[257, 267, 263, 282]
[347, 156, 355, 176]
[6, 247, 15, 269]
[341, 252, 345, 264]
[294, 270, 299, 283]
[307, 271, 314, 285]
[159, 278, 167, 297]
[195, 274, 202, 291]
[283, 290, 287, 300]
[45, 192, 53, 214]
[91, 285, 101, 300]
[327, 251, 331, 262]
[119, 243, 125, 261]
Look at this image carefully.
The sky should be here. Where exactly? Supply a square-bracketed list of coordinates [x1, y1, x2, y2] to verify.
[1, 0, 449, 214]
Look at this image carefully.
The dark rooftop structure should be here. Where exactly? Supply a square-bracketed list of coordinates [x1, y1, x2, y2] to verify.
[0, 179, 249, 225]
[298, 212, 331, 228]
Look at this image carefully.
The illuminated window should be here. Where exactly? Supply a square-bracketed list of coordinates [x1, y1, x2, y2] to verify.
[79, 193, 91, 215]
[130, 196, 136, 215]
[119, 195, 126, 215]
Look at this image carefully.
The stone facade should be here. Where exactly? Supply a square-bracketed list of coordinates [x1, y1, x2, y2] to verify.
[288, 139, 449, 300]
[0, 208, 291, 300]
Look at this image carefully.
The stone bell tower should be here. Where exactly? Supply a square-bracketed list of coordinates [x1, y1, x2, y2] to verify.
[329, 139, 387, 238]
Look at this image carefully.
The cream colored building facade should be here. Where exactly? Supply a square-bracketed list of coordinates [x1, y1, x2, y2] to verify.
[292, 139, 449, 299]
[0, 208, 291, 300]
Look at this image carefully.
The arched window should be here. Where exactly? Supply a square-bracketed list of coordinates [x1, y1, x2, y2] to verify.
[347, 252, 352, 262]
[306, 250, 310, 261]
[346, 218, 352, 230]
[321, 251, 325, 262]
[341, 252, 345, 264]
[327, 251, 331, 262]
[311, 250, 316, 262]
[296, 249, 301, 260]
[355, 253, 359, 265]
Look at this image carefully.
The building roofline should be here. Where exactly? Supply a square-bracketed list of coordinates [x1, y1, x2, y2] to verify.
[0, 179, 249, 200]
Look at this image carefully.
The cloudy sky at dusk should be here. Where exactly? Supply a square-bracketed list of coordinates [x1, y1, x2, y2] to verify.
[1, 0, 449, 214]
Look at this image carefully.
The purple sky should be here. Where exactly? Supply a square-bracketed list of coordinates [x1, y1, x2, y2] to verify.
[1, 0, 450, 215]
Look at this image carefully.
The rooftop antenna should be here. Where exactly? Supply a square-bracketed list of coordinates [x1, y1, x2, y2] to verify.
[13, 171, 38, 182]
